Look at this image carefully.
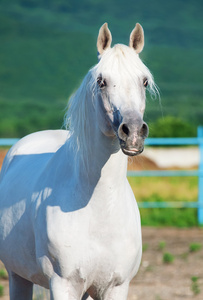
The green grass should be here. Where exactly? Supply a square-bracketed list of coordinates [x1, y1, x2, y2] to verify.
[0, 285, 4, 297]
[140, 207, 198, 227]
[191, 276, 201, 295]
[158, 241, 166, 251]
[163, 252, 174, 264]
[0, 269, 8, 280]
[142, 243, 148, 252]
[128, 176, 199, 227]
[189, 243, 202, 252]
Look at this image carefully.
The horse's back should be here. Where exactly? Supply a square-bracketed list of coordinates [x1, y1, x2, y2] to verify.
[0, 129, 69, 212]
[0, 130, 69, 178]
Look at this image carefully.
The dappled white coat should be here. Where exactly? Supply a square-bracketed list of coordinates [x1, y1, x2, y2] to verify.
[0, 23, 156, 300]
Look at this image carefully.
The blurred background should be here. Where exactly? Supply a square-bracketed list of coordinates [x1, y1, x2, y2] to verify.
[0, 0, 202, 138]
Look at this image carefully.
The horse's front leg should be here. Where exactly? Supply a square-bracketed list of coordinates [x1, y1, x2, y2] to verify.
[50, 273, 84, 300]
[8, 271, 33, 300]
[104, 281, 130, 300]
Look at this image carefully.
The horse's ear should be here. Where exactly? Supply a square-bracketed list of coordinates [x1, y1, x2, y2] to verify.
[97, 23, 112, 55]
[129, 23, 144, 54]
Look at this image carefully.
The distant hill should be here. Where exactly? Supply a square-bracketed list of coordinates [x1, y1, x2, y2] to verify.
[0, 0, 202, 137]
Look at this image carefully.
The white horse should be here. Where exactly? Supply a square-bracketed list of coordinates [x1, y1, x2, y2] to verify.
[0, 23, 156, 300]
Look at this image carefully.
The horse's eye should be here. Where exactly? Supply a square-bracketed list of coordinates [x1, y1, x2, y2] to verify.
[143, 78, 148, 88]
[97, 76, 107, 88]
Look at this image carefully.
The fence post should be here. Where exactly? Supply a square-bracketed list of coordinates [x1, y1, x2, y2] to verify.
[198, 126, 203, 225]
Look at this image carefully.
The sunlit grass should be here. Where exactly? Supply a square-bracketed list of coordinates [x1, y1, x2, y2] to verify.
[128, 176, 198, 202]
[128, 176, 199, 227]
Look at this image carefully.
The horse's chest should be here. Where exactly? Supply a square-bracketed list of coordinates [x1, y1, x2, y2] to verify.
[44, 205, 141, 287]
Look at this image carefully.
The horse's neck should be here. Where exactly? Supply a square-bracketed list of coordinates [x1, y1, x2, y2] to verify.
[68, 83, 128, 191]
[75, 128, 128, 190]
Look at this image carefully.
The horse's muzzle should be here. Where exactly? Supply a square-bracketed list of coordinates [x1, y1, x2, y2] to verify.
[117, 117, 148, 156]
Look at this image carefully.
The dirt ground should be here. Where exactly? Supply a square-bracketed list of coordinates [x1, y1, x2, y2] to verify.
[129, 227, 203, 300]
[1, 227, 203, 300]
[0, 149, 8, 171]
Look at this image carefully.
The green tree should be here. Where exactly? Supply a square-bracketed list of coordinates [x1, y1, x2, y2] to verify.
[149, 116, 196, 138]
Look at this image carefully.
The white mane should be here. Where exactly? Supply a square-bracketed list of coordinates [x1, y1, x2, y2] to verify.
[64, 71, 96, 168]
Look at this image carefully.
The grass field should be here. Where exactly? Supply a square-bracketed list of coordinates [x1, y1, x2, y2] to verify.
[128, 176, 199, 227]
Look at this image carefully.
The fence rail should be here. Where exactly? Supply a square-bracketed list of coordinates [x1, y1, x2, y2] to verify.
[0, 138, 19, 146]
[128, 170, 200, 177]
[0, 127, 203, 224]
[127, 126, 203, 225]
[145, 137, 200, 146]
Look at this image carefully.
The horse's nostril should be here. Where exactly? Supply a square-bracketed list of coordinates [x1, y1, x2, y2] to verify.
[141, 122, 149, 137]
[122, 124, 130, 136]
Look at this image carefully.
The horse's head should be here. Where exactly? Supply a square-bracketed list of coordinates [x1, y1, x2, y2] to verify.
[94, 23, 156, 156]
